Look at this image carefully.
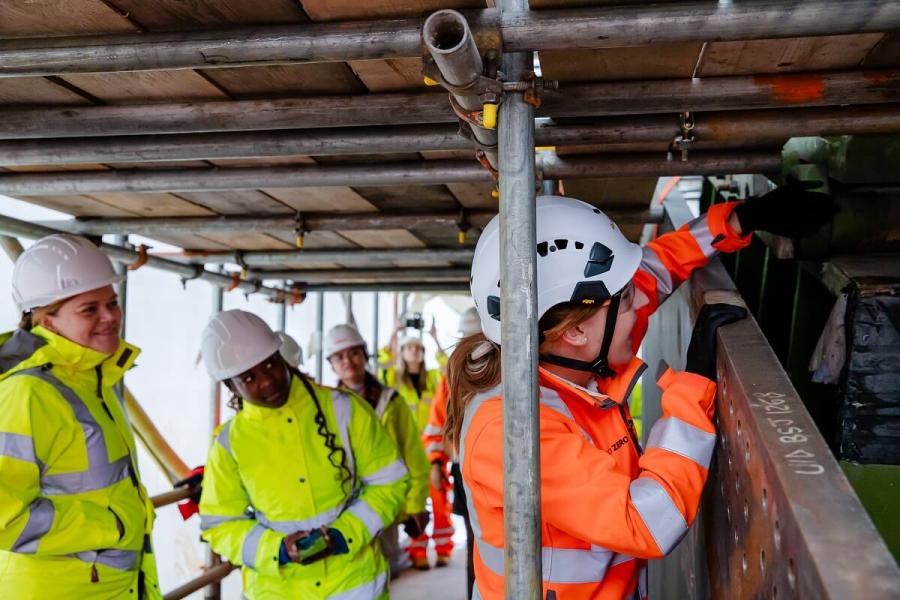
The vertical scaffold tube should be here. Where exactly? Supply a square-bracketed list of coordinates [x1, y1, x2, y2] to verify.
[315, 292, 325, 381]
[497, 0, 542, 596]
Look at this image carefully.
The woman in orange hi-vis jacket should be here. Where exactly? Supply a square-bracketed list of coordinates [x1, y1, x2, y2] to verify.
[443, 184, 835, 599]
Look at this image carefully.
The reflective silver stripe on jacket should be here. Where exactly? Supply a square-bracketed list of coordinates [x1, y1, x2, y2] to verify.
[331, 390, 356, 484]
[328, 569, 388, 600]
[241, 523, 266, 569]
[362, 458, 407, 486]
[687, 215, 716, 257]
[425, 442, 444, 455]
[70, 548, 138, 571]
[375, 388, 394, 419]
[13, 368, 135, 495]
[348, 499, 384, 538]
[640, 246, 674, 304]
[646, 417, 716, 468]
[475, 538, 616, 584]
[199, 513, 253, 532]
[11, 498, 54, 553]
[216, 421, 233, 455]
[0, 431, 38, 465]
[254, 505, 343, 535]
[539, 387, 593, 442]
[423, 423, 442, 436]
[629, 477, 688, 554]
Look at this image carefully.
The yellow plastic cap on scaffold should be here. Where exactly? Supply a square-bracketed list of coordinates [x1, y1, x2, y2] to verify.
[482, 103, 498, 129]
[423, 76, 440, 86]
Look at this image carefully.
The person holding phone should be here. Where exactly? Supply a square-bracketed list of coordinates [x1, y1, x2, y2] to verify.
[198, 310, 408, 599]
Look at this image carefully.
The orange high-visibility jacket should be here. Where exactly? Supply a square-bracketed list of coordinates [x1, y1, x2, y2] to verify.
[422, 375, 451, 464]
[460, 202, 750, 599]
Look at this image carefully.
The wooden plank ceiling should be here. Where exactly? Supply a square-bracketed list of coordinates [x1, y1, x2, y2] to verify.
[0, 0, 897, 279]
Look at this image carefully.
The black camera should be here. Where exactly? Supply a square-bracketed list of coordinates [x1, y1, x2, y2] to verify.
[405, 312, 425, 330]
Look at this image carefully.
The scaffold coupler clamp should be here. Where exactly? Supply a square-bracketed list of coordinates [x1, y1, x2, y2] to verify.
[668, 111, 696, 162]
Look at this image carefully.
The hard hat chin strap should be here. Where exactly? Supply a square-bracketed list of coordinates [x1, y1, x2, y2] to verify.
[540, 293, 621, 379]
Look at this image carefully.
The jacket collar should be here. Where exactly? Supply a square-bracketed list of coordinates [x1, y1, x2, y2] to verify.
[240, 375, 307, 420]
[538, 356, 647, 409]
[0, 326, 139, 385]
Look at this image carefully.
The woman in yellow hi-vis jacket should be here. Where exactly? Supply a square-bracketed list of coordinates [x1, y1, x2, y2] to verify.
[377, 323, 448, 570]
[199, 310, 408, 599]
[324, 323, 430, 576]
[0, 234, 160, 599]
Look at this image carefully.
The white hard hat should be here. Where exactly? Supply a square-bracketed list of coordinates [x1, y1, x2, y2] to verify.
[324, 324, 366, 358]
[471, 195, 643, 344]
[398, 332, 424, 350]
[12, 234, 124, 313]
[277, 331, 303, 368]
[458, 306, 481, 337]
[201, 310, 281, 381]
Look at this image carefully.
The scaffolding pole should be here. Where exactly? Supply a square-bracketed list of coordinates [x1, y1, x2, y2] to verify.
[1, 0, 897, 76]
[0, 151, 782, 195]
[3, 105, 900, 166]
[315, 292, 325, 382]
[206, 273, 224, 600]
[0, 213, 288, 299]
[39, 207, 660, 237]
[372, 293, 380, 372]
[111, 234, 128, 334]
[497, 1, 542, 596]
[251, 267, 470, 283]
[2, 69, 897, 139]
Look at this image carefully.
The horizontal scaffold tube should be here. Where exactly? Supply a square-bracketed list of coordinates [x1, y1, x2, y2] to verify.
[172, 247, 476, 267]
[1, 105, 898, 167]
[0, 152, 782, 195]
[0, 214, 288, 298]
[252, 267, 471, 283]
[281, 282, 470, 293]
[43, 207, 661, 237]
[0, 0, 897, 76]
[2, 69, 898, 140]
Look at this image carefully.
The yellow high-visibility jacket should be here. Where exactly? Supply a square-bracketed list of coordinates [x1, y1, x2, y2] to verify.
[372, 385, 430, 517]
[0, 327, 160, 599]
[377, 348, 446, 433]
[199, 374, 408, 600]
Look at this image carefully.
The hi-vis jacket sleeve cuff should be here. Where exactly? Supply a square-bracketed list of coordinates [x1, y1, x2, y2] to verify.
[655, 368, 717, 431]
[242, 524, 285, 576]
[707, 201, 753, 253]
[377, 347, 394, 365]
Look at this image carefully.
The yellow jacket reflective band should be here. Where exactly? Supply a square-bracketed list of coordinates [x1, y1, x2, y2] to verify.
[199, 375, 407, 600]
[374, 387, 430, 516]
[0, 327, 160, 599]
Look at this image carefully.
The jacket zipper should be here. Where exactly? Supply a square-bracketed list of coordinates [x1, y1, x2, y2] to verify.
[94, 366, 151, 594]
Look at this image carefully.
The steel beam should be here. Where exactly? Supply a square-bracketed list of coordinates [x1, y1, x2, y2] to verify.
[1, 1, 897, 76]
[3, 105, 899, 166]
[642, 198, 900, 598]
[0, 213, 287, 299]
[254, 267, 470, 283]
[2, 70, 898, 140]
[498, 2, 542, 595]
[0, 152, 781, 195]
[42, 207, 661, 237]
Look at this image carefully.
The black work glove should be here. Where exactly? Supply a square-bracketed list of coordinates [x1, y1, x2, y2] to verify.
[733, 178, 837, 238]
[403, 512, 430, 539]
[684, 303, 748, 382]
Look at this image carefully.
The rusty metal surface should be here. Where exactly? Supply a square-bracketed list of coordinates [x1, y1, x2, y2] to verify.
[642, 195, 900, 598]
